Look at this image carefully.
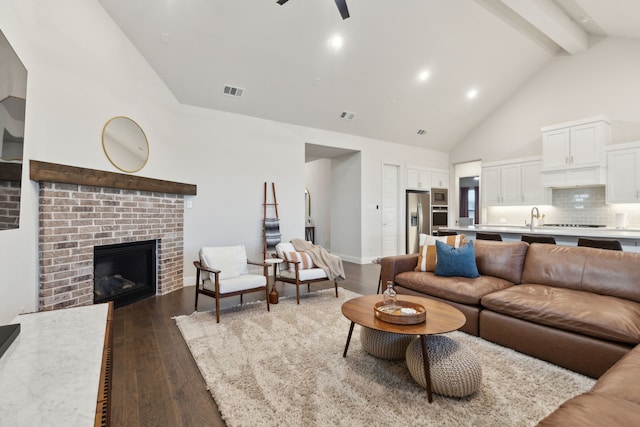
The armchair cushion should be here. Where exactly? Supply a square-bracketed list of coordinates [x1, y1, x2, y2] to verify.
[283, 251, 315, 272]
[199, 245, 249, 280]
[202, 274, 267, 294]
[279, 268, 328, 281]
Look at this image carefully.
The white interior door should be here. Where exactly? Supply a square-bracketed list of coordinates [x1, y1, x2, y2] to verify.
[382, 164, 400, 257]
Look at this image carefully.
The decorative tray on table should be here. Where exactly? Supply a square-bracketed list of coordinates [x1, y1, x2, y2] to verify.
[374, 300, 426, 325]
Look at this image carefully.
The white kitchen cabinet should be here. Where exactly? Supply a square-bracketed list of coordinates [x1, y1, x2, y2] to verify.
[431, 171, 449, 189]
[406, 167, 448, 190]
[540, 116, 610, 187]
[481, 165, 502, 205]
[541, 117, 610, 170]
[500, 163, 523, 204]
[606, 143, 640, 203]
[482, 158, 549, 206]
[407, 168, 430, 190]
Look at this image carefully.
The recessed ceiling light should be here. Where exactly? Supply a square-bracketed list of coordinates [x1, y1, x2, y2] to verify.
[467, 89, 478, 99]
[329, 35, 343, 51]
[418, 70, 430, 82]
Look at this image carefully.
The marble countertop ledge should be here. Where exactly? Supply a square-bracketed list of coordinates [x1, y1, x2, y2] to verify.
[0, 303, 109, 427]
[446, 225, 640, 239]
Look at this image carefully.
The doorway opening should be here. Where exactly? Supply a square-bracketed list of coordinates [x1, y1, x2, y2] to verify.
[304, 143, 361, 260]
[454, 160, 482, 226]
[459, 176, 479, 225]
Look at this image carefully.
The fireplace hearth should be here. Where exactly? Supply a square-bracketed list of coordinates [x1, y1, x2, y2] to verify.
[94, 240, 157, 308]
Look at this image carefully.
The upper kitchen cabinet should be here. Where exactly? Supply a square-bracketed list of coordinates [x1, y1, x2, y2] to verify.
[540, 116, 610, 187]
[430, 171, 449, 189]
[482, 157, 549, 206]
[406, 166, 448, 191]
[606, 141, 640, 204]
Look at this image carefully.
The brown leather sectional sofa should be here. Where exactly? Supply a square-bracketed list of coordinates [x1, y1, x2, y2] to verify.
[536, 343, 640, 425]
[381, 240, 640, 378]
[382, 240, 640, 423]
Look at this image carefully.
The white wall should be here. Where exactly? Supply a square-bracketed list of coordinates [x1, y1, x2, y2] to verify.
[450, 37, 640, 165]
[0, 0, 450, 323]
[179, 106, 306, 271]
[331, 152, 362, 262]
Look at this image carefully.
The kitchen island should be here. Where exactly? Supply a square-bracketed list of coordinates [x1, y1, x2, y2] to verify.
[445, 225, 640, 252]
[0, 303, 113, 426]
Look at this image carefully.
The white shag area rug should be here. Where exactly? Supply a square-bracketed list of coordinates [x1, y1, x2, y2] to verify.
[174, 288, 595, 427]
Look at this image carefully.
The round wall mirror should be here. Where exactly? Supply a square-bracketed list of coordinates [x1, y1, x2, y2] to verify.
[102, 116, 149, 173]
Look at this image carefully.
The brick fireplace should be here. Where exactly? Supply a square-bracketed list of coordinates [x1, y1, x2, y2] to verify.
[32, 161, 197, 311]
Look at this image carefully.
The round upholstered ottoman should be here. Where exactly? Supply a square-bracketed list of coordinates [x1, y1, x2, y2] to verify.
[359, 327, 415, 360]
[406, 335, 482, 397]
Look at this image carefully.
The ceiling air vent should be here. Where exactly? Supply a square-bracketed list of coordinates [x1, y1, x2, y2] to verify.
[339, 111, 356, 120]
[416, 129, 428, 135]
[223, 85, 244, 98]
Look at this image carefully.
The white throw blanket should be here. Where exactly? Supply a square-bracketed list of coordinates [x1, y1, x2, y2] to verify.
[291, 239, 346, 281]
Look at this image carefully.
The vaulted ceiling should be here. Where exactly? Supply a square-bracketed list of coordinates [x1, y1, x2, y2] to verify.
[97, 0, 640, 152]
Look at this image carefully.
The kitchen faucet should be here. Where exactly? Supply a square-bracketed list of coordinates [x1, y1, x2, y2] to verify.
[530, 207, 540, 231]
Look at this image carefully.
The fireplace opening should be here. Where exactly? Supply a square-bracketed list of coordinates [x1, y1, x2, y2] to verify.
[94, 240, 157, 308]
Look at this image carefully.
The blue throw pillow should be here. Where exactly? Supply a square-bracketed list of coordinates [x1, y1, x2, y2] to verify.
[434, 239, 479, 278]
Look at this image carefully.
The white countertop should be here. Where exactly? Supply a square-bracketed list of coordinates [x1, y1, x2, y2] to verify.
[0, 303, 109, 427]
[446, 225, 640, 240]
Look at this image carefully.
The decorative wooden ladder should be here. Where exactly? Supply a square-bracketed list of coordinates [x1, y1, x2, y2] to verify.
[263, 182, 281, 304]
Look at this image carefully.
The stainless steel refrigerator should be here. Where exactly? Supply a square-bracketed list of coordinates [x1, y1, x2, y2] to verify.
[406, 190, 431, 254]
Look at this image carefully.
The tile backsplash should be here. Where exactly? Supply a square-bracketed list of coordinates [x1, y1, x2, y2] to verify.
[485, 186, 640, 228]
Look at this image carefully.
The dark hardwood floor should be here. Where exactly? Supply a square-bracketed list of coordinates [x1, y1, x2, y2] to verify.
[110, 261, 380, 427]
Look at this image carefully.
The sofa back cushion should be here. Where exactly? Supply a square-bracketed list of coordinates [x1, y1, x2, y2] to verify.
[521, 244, 586, 290]
[582, 248, 640, 303]
[522, 244, 640, 303]
[474, 240, 529, 284]
[415, 234, 466, 272]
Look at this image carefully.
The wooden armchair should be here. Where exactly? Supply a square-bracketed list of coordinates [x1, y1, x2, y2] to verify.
[274, 242, 339, 304]
[194, 245, 270, 323]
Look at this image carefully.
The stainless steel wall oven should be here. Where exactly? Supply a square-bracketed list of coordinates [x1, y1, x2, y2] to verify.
[431, 206, 448, 233]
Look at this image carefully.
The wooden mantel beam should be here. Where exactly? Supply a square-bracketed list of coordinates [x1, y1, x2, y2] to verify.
[30, 160, 197, 195]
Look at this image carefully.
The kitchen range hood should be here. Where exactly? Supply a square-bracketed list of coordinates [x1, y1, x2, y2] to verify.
[541, 167, 606, 188]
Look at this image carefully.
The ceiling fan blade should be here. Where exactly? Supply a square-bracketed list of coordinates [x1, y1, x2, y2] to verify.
[334, 0, 350, 19]
[277, 0, 289, 5]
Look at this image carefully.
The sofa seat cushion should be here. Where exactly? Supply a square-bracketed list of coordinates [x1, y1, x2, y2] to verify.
[591, 344, 640, 404]
[481, 285, 640, 345]
[536, 392, 640, 426]
[394, 271, 514, 305]
[279, 268, 328, 281]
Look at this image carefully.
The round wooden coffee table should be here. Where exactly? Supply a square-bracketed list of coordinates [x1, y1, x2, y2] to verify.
[341, 294, 466, 402]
